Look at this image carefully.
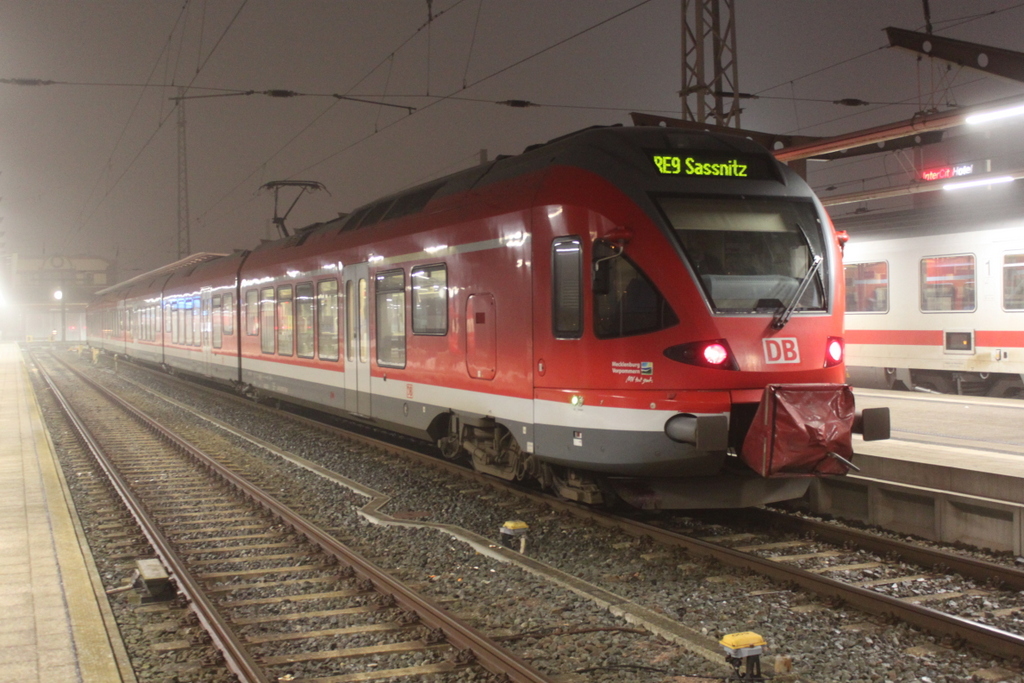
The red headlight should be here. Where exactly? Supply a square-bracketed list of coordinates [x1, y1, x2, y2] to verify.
[703, 343, 729, 365]
[825, 336, 844, 367]
[664, 339, 739, 370]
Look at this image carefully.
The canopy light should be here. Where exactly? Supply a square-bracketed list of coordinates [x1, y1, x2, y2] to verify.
[965, 103, 1024, 125]
[943, 176, 1015, 191]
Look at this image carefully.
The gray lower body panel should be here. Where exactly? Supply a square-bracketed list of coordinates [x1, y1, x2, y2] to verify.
[609, 473, 812, 510]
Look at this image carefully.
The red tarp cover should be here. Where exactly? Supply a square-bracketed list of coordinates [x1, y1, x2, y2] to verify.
[740, 384, 855, 477]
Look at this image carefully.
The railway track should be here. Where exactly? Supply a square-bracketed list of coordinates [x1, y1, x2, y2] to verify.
[33, 350, 555, 683]
[65, 350, 1024, 677]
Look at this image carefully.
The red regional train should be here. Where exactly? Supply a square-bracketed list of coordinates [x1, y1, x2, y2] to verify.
[88, 126, 889, 509]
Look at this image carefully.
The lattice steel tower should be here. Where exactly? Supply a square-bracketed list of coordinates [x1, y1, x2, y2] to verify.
[176, 87, 191, 259]
[681, 0, 741, 128]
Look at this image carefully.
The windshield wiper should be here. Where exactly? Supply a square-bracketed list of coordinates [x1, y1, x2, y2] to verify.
[772, 254, 822, 330]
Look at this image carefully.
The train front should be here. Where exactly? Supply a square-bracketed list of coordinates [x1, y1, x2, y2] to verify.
[533, 128, 889, 509]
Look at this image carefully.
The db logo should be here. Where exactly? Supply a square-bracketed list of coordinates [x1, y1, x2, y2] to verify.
[763, 337, 801, 364]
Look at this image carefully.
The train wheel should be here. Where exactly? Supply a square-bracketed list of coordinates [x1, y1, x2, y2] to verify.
[494, 428, 530, 481]
[542, 465, 604, 505]
[437, 415, 467, 461]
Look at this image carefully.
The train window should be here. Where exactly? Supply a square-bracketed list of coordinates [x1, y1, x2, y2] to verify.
[1004, 253, 1024, 311]
[196, 297, 204, 347]
[223, 293, 234, 335]
[260, 287, 275, 354]
[658, 197, 826, 314]
[593, 245, 678, 338]
[277, 285, 294, 356]
[346, 280, 356, 362]
[171, 303, 179, 344]
[245, 290, 259, 336]
[295, 283, 315, 359]
[212, 295, 223, 349]
[184, 299, 194, 346]
[359, 278, 369, 363]
[412, 265, 448, 335]
[317, 280, 340, 361]
[844, 261, 889, 313]
[375, 269, 406, 368]
[920, 255, 975, 312]
[552, 237, 583, 338]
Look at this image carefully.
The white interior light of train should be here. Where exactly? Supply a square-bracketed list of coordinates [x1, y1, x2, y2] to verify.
[965, 103, 1024, 125]
[942, 176, 1015, 191]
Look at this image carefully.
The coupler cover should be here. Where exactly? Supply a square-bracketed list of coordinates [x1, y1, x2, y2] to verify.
[740, 384, 855, 477]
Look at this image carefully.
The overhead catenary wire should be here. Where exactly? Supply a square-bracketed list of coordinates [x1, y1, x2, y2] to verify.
[195, 0, 661, 229]
[61, 0, 252, 254]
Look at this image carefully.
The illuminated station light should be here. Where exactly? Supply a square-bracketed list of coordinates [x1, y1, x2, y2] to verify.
[920, 163, 974, 182]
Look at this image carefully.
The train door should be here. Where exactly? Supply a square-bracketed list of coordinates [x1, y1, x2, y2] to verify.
[343, 263, 372, 416]
[466, 293, 496, 380]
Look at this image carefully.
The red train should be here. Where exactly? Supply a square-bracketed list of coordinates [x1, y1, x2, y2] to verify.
[88, 126, 888, 509]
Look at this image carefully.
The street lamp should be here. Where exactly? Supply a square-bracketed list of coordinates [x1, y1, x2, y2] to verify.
[53, 289, 65, 342]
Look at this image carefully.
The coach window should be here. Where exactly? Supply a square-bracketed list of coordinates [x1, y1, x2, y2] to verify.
[171, 303, 179, 344]
[185, 300, 195, 346]
[191, 297, 198, 346]
[317, 280, 340, 361]
[845, 261, 889, 313]
[375, 269, 406, 367]
[260, 287, 275, 353]
[345, 280, 356, 362]
[295, 283, 315, 359]
[277, 285, 294, 356]
[552, 237, 583, 338]
[212, 295, 223, 349]
[921, 255, 975, 312]
[195, 296, 203, 347]
[359, 278, 369, 363]
[412, 265, 448, 334]
[1004, 253, 1024, 311]
[245, 290, 259, 335]
[223, 293, 234, 335]
[593, 243, 678, 338]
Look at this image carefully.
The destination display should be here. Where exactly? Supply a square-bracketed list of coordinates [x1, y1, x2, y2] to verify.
[648, 151, 776, 181]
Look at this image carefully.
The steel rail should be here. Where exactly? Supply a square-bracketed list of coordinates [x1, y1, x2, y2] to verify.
[110, 358, 1024, 660]
[753, 508, 1024, 592]
[616, 516, 1024, 659]
[35, 355, 271, 683]
[54, 354, 555, 683]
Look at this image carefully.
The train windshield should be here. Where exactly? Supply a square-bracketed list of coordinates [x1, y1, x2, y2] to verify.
[657, 197, 827, 314]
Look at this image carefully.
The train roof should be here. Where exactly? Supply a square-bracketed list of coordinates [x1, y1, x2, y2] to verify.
[96, 252, 229, 296]
[294, 125, 797, 245]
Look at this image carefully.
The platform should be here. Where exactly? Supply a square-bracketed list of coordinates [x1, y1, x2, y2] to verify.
[0, 343, 130, 682]
[807, 388, 1024, 554]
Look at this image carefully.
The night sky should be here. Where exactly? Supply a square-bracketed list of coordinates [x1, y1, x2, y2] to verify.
[1, 1, 1022, 277]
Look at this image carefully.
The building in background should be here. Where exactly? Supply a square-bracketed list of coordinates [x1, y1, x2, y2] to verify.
[0, 254, 116, 342]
